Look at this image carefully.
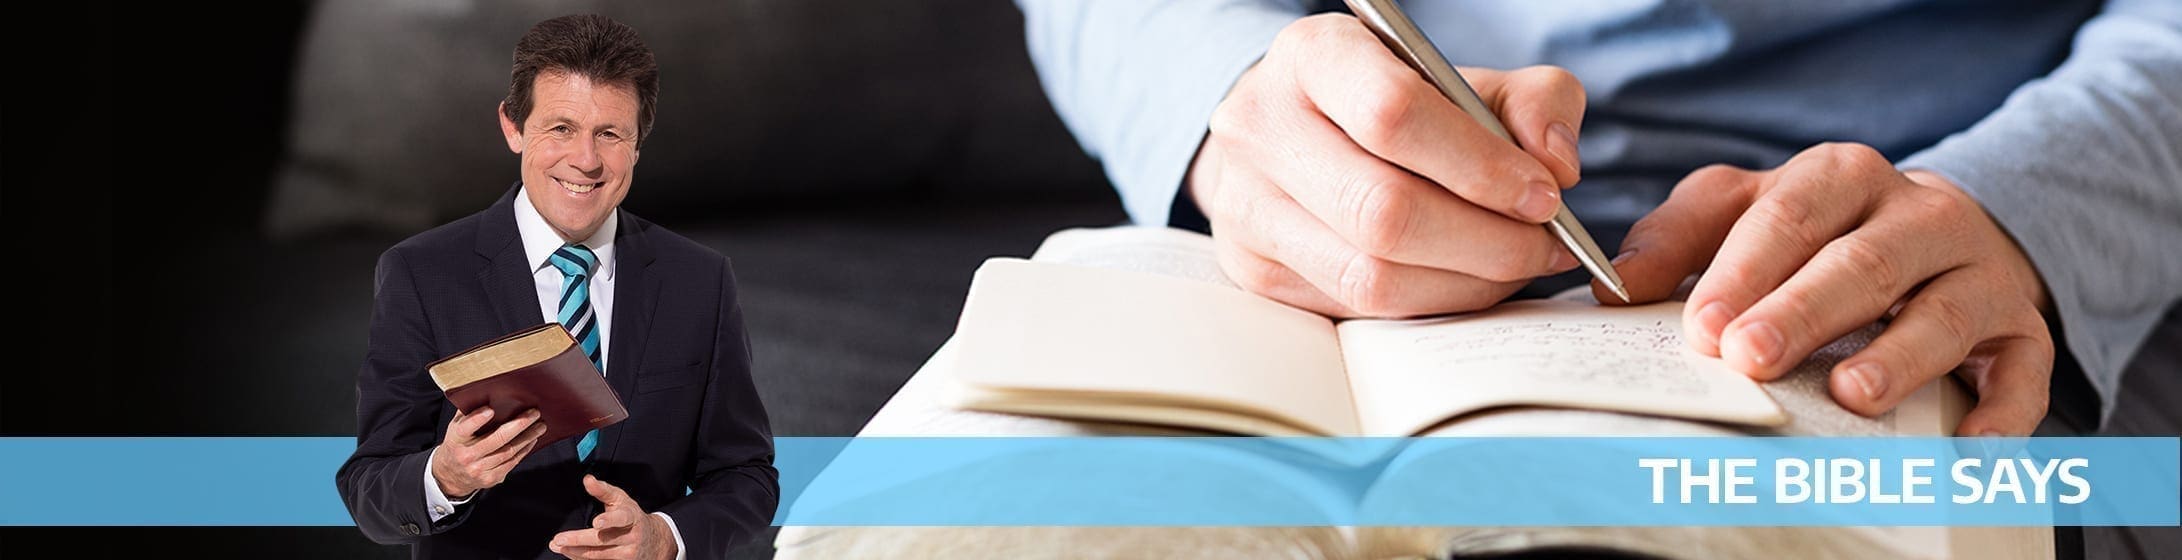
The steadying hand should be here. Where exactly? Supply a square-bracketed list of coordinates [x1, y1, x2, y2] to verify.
[1606, 142, 2054, 436]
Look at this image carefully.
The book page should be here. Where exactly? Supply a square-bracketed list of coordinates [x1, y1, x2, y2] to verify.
[1027, 226, 1235, 288]
[1335, 300, 1785, 436]
[946, 258, 1363, 436]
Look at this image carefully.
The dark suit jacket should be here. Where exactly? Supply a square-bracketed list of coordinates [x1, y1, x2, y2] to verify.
[336, 187, 778, 559]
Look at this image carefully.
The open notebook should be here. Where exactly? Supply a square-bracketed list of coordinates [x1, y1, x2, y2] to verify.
[776, 226, 2049, 560]
[947, 257, 1785, 436]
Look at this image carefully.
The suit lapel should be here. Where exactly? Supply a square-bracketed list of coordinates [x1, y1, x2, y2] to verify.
[598, 208, 660, 463]
[476, 186, 547, 339]
[475, 185, 580, 464]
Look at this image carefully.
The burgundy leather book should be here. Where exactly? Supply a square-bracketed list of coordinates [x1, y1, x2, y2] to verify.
[425, 323, 628, 446]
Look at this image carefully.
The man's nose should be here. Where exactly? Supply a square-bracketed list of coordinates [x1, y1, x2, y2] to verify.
[568, 137, 603, 172]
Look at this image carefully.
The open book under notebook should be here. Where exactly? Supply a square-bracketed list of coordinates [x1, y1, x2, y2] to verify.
[777, 226, 2047, 560]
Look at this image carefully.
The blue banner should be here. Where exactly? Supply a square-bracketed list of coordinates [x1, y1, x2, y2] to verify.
[778, 436, 2178, 526]
[2, 436, 2174, 526]
[0, 437, 358, 526]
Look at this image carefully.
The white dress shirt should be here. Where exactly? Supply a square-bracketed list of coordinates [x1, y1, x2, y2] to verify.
[424, 192, 684, 558]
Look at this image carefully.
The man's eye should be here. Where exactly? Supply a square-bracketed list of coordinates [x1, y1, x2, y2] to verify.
[600, 131, 620, 141]
[550, 125, 572, 134]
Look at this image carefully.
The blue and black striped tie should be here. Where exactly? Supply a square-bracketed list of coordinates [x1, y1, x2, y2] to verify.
[547, 244, 604, 461]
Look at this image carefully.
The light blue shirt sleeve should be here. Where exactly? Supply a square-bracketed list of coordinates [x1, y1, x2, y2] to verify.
[1015, 0, 1310, 225]
[1898, 0, 2182, 426]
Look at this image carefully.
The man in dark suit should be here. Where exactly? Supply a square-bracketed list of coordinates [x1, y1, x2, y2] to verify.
[335, 14, 777, 559]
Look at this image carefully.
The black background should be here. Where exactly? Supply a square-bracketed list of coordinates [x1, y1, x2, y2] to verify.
[0, 3, 392, 557]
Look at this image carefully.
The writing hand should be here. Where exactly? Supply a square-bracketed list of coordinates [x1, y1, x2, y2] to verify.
[1189, 13, 1586, 318]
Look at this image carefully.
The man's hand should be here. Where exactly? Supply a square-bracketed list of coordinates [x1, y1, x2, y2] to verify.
[1189, 13, 1586, 318]
[1604, 142, 2054, 436]
[430, 406, 547, 499]
[550, 475, 677, 560]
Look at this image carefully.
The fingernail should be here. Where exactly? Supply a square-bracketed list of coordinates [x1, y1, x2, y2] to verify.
[1547, 122, 1581, 174]
[1518, 180, 1559, 222]
[1695, 302, 1734, 341]
[1980, 430, 2005, 438]
[1848, 363, 1888, 402]
[1611, 248, 1638, 266]
[1738, 321, 1784, 366]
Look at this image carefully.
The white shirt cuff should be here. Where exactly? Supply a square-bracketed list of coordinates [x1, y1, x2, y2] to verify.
[422, 448, 472, 523]
[654, 511, 686, 560]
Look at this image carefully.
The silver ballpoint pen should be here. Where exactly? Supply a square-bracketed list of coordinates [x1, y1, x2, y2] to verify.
[1343, 0, 1631, 302]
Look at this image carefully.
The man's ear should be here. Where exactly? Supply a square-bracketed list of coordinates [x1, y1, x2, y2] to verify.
[498, 102, 524, 154]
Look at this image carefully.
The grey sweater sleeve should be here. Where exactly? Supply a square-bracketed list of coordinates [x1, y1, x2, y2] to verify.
[1898, 0, 2182, 426]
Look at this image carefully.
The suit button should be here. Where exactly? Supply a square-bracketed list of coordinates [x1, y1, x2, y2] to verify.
[401, 522, 422, 536]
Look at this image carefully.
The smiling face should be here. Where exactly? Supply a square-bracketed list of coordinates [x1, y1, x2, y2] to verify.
[500, 71, 641, 243]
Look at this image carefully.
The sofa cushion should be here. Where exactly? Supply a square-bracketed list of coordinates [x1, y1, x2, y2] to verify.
[267, 0, 1108, 239]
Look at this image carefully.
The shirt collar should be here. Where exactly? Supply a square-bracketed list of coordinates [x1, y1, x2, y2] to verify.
[513, 188, 618, 282]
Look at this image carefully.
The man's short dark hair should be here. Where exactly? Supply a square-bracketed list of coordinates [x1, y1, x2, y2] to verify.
[502, 14, 659, 147]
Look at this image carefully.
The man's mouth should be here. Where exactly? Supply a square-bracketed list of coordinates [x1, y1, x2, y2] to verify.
[555, 177, 600, 194]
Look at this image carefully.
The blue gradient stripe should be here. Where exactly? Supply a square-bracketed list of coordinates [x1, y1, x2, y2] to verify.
[0, 437, 2173, 526]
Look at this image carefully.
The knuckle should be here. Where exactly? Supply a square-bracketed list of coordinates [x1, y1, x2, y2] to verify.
[1765, 296, 1822, 345]
[1206, 98, 1249, 140]
[1520, 65, 1584, 99]
[1745, 197, 1820, 248]
[1822, 236, 1902, 296]
[1350, 71, 1419, 150]
[1901, 183, 1975, 224]
[1336, 253, 1399, 316]
[2021, 312, 2057, 345]
[1278, 14, 1356, 53]
[1815, 142, 1889, 175]
[1623, 214, 1665, 242]
[1689, 163, 1745, 182]
[1207, 89, 1272, 141]
[1693, 263, 1763, 311]
[1678, 164, 1752, 196]
[1341, 173, 1416, 258]
[1221, 249, 1283, 294]
[1922, 293, 1979, 348]
[1702, 262, 1762, 299]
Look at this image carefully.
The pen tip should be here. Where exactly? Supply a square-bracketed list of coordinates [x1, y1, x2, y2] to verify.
[1610, 283, 1631, 304]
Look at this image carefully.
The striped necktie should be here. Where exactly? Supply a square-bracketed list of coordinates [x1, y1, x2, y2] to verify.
[547, 244, 604, 461]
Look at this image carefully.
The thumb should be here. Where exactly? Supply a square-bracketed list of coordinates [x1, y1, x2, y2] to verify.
[1468, 65, 1588, 187]
[1597, 165, 1756, 305]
